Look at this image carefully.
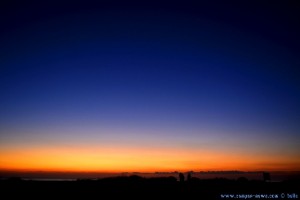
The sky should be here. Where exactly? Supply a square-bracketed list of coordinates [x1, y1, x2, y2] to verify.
[0, 1, 300, 173]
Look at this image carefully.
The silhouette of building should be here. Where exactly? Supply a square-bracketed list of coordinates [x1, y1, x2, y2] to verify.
[187, 172, 192, 182]
[179, 173, 185, 182]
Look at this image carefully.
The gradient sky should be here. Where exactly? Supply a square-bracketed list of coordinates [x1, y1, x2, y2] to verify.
[0, 1, 300, 173]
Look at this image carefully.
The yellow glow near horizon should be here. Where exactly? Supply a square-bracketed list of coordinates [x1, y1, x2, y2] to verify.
[1, 144, 299, 172]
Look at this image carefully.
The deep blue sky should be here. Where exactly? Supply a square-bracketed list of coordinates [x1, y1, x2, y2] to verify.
[0, 1, 299, 171]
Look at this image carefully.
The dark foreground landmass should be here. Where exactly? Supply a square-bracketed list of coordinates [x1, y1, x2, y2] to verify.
[1, 176, 299, 199]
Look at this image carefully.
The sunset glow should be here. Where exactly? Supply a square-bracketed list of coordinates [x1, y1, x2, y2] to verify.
[1, 143, 299, 173]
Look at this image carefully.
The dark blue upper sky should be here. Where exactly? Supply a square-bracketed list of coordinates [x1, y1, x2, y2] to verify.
[0, 1, 299, 171]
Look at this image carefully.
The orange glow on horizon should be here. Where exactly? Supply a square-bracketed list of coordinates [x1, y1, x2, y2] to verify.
[0, 145, 299, 173]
